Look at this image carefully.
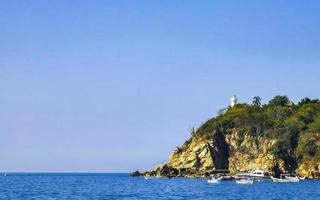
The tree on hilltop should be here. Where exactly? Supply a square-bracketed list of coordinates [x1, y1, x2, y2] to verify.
[269, 95, 290, 106]
[252, 96, 262, 107]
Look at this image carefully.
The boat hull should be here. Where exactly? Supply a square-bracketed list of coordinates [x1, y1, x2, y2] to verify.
[271, 176, 300, 183]
[236, 180, 253, 184]
[207, 178, 222, 184]
[144, 176, 167, 180]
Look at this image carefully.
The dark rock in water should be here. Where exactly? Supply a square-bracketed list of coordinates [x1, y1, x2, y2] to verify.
[131, 170, 143, 176]
[156, 164, 179, 177]
[144, 170, 156, 176]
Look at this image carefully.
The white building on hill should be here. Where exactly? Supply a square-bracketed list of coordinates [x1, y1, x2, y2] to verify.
[230, 95, 238, 108]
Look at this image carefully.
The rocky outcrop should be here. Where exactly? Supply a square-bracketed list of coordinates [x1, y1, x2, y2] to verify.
[296, 132, 320, 178]
[156, 130, 286, 177]
[226, 131, 283, 174]
[298, 161, 320, 178]
[131, 170, 143, 176]
[153, 127, 320, 177]
[155, 164, 179, 177]
[166, 135, 214, 176]
[148, 99, 320, 178]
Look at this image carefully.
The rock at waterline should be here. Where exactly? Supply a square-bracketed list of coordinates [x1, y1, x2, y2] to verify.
[131, 170, 143, 176]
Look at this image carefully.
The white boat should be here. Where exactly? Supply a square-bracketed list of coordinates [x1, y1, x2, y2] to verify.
[144, 175, 167, 180]
[299, 176, 306, 180]
[236, 170, 266, 179]
[271, 174, 300, 182]
[3, 173, 7, 177]
[236, 178, 254, 184]
[247, 170, 266, 178]
[144, 175, 155, 180]
[207, 177, 222, 184]
[216, 173, 233, 180]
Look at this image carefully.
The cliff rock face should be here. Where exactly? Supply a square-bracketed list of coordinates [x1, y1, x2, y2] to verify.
[151, 99, 320, 178]
[296, 132, 320, 178]
[164, 130, 285, 176]
[226, 130, 281, 173]
[166, 135, 214, 175]
[298, 161, 320, 178]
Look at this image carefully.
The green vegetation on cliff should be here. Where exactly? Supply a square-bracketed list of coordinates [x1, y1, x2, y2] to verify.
[155, 96, 320, 178]
[195, 96, 320, 174]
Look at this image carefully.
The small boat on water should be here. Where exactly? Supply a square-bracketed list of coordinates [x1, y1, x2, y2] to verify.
[236, 177, 254, 184]
[236, 170, 267, 179]
[299, 176, 306, 180]
[247, 170, 266, 178]
[271, 174, 300, 182]
[216, 173, 233, 180]
[3, 173, 7, 177]
[207, 177, 222, 184]
[144, 175, 167, 180]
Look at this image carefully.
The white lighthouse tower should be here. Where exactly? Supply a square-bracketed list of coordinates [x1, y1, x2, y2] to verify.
[230, 95, 237, 108]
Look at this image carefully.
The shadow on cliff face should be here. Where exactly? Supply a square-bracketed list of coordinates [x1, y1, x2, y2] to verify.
[212, 129, 229, 169]
[271, 162, 282, 177]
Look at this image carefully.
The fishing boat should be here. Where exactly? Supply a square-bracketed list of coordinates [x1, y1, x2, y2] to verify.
[207, 177, 222, 184]
[271, 174, 300, 182]
[236, 177, 254, 184]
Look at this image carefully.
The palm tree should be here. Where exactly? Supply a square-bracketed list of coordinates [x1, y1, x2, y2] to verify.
[253, 96, 261, 107]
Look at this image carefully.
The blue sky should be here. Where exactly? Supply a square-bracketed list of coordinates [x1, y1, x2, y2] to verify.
[0, 1, 320, 172]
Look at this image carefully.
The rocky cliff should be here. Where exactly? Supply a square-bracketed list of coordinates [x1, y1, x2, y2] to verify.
[148, 96, 320, 179]
[157, 129, 283, 176]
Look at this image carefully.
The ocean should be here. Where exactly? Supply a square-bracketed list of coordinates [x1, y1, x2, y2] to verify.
[0, 173, 319, 199]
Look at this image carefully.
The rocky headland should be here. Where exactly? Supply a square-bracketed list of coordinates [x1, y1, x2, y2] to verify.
[145, 96, 320, 179]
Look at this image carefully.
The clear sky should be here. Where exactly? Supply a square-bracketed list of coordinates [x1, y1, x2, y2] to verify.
[1, 1, 320, 172]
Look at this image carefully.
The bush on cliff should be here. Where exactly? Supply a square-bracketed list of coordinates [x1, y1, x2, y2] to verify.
[308, 114, 320, 132]
[297, 132, 320, 159]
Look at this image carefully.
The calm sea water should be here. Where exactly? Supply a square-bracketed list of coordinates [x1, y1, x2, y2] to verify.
[0, 173, 320, 199]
